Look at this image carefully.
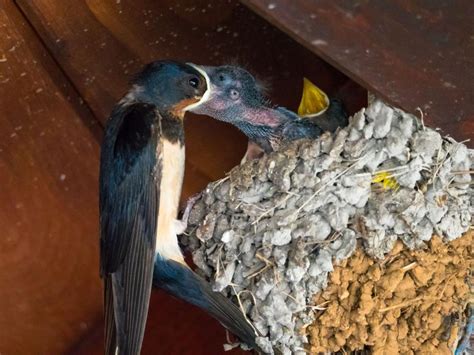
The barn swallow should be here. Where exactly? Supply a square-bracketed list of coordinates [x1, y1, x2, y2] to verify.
[188, 65, 348, 160]
[99, 60, 261, 354]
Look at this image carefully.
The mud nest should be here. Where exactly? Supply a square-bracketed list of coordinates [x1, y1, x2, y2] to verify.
[309, 233, 473, 354]
[183, 100, 473, 354]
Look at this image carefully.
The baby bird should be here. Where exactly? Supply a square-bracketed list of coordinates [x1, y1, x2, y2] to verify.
[188, 64, 348, 160]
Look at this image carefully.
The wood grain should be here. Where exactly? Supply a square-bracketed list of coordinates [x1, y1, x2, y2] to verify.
[242, 0, 474, 144]
[0, 1, 101, 354]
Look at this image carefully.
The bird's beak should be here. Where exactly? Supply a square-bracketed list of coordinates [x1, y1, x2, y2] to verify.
[185, 63, 229, 114]
[297, 77, 330, 117]
[185, 63, 216, 112]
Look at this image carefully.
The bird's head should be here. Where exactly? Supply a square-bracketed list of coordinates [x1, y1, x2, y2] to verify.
[187, 64, 284, 128]
[130, 60, 207, 118]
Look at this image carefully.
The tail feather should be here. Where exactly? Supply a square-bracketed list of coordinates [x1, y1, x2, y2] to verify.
[104, 276, 117, 355]
[153, 256, 264, 353]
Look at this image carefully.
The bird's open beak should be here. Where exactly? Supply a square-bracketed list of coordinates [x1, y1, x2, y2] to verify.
[185, 63, 232, 115]
[185, 63, 217, 112]
[297, 77, 330, 117]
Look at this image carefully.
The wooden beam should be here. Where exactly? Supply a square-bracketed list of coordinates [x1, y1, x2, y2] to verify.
[0, 1, 101, 353]
[242, 0, 474, 144]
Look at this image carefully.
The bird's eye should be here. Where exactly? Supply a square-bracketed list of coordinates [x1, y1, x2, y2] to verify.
[188, 77, 200, 88]
[230, 89, 240, 100]
[218, 74, 226, 81]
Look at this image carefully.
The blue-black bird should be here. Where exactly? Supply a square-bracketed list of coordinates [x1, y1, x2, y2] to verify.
[99, 60, 261, 354]
[188, 65, 348, 160]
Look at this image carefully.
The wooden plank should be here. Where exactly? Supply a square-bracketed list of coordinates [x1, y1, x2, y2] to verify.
[0, 1, 102, 354]
[16, 0, 366, 197]
[242, 0, 474, 144]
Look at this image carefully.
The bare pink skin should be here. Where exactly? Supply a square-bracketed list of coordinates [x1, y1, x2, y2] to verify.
[244, 107, 283, 128]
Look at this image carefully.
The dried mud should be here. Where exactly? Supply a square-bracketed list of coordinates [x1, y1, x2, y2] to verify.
[309, 232, 473, 354]
[183, 99, 473, 354]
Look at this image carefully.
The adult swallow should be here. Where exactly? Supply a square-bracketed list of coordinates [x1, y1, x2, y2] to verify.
[188, 65, 348, 160]
[99, 60, 261, 354]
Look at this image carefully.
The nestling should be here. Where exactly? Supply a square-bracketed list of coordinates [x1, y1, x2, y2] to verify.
[188, 64, 348, 160]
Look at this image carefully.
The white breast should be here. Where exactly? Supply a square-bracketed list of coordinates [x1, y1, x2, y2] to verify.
[155, 139, 186, 264]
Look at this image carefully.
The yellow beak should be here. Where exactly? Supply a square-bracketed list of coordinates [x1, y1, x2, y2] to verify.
[297, 78, 330, 117]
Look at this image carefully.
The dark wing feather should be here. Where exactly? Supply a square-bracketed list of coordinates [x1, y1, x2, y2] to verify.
[281, 119, 322, 141]
[100, 103, 159, 275]
[111, 197, 158, 354]
[99, 103, 160, 354]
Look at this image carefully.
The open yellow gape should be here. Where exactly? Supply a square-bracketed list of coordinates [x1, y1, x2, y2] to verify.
[298, 77, 330, 117]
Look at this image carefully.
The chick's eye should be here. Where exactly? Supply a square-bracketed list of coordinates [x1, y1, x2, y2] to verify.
[230, 89, 240, 100]
[188, 77, 200, 88]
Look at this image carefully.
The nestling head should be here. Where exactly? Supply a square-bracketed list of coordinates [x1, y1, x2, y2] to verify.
[187, 64, 278, 126]
[131, 60, 207, 117]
